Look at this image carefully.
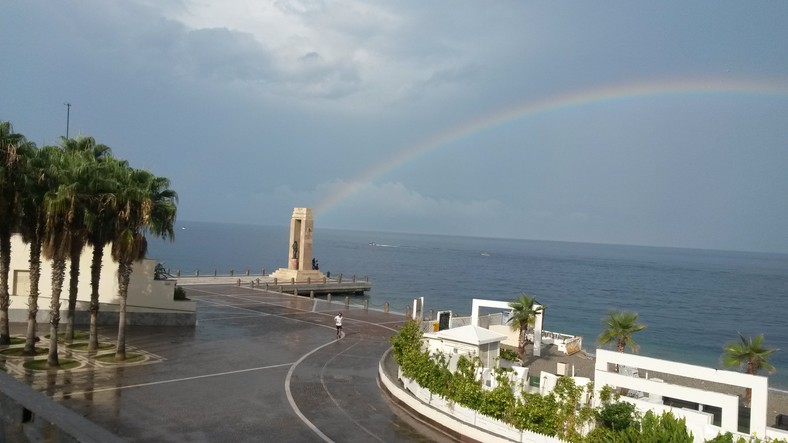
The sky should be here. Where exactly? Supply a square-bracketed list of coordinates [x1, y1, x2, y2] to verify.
[2, 1, 787, 253]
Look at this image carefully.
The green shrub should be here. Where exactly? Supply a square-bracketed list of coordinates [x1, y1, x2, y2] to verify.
[706, 432, 788, 443]
[596, 400, 639, 431]
[174, 286, 189, 300]
[499, 348, 518, 362]
[510, 392, 559, 435]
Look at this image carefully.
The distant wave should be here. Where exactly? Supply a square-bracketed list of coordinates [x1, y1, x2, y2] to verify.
[369, 242, 398, 248]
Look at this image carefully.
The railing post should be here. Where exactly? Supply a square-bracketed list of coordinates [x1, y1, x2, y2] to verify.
[344, 296, 349, 307]
[265, 283, 269, 291]
[177, 269, 181, 278]
[290, 277, 295, 285]
[279, 285, 284, 293]
[256, 278, 260, 286]
[262, 268, 266, 276]
[384, 302, 389, 313]
[327, 293, 332, 304]
[196, 270, 200, 277]
[273, 278, 278, 285]
[338, 273, 343, 284]
[230, 269, 234, 277]
[352, 275, 356, 283]
[246, 269, 250, 276]
[405, 306, 411, 318]
[307, 277, 311, 284]
[294, 288, 298, 296]
[322, 277, 326, 284]
[310, 290, 314, 299]
[236, 278, 241, 286]
[250, 280, 254, 288]
[364, 300, 368, 311]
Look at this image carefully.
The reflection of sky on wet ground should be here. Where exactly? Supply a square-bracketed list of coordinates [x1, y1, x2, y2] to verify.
[0, 325, 164, 399]
[0, 287, 441, 442]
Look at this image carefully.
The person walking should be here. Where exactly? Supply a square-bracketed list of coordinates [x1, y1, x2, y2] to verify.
[334, 313, 343, 339]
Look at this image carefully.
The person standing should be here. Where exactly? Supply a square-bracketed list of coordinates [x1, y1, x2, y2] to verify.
[334, 313, 343, 339]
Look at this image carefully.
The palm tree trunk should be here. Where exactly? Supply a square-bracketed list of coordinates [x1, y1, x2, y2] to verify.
[518, 321, 527, 361]
[88, 243, 104, 352]
[114, 261, 131, 361]
[47, 259, 66, 367]
[65, 242, 82, 344]
[24, 237, 42, 355]
[0, 229, 11, 345]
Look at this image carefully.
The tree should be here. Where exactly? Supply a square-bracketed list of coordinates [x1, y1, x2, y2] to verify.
[18, 145, 59, 355]
[85, 156, 127, 352]
[0, 122, 33, 344]
[598, 310, 646, 353]
[507, 294, 544, 361]
[60, 135, 111, 343]
[722, 333, 777, 406]
[42, 147, 91, 367]
[111, 168, 176, 360]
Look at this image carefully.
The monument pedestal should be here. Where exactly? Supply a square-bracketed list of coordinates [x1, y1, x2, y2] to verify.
[269, 268, 326, 282]
[269, 208, 326, 283]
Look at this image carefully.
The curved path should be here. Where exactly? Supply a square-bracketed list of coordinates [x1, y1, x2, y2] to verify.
[12, 284, 452, 442]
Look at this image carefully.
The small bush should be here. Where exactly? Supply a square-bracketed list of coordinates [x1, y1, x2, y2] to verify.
[174, 286, 189, 300]
[499, 348, 518, 362]
[596, 399, 639, 431]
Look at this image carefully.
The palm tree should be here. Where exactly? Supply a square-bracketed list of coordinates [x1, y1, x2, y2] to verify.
[722, 333, 777, 406]
[111, 168, 177, 360]
[0, 121, 32, 344]
[18, 145, 59, 355]
[598, 310, 646, 353]
[507, 294, 544, 361]
[60, 136, 111, 343]
[41, 147, 89, 367]
[85, 156, 127, 352]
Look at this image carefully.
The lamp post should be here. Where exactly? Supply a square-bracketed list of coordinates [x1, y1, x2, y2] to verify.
[64, 102, 71, 138]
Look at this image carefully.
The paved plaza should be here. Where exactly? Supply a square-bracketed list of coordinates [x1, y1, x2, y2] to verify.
[5, 284, 452, 442]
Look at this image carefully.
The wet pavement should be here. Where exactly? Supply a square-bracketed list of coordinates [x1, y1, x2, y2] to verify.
[2, 284, 451, 442]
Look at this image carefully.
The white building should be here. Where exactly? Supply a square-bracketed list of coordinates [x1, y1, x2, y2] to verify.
[423, 324, 507, 370]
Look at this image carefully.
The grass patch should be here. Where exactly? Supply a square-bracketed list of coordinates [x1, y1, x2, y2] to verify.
[0, 347, 48, 357]
[45, 330, 91, 342]
[8, 337, 25, 345]
[67, 342, 114, 352]
[95, 352, 146, 364]
[23, 359, 81, 371]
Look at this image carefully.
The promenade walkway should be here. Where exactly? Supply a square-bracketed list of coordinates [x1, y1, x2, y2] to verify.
[8, 284, 450, 442]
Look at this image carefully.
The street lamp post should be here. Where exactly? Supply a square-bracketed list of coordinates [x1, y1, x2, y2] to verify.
[64, 102, 71, 138]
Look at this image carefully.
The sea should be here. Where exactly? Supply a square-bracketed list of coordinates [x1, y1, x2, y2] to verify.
[146, 221, 788, 390]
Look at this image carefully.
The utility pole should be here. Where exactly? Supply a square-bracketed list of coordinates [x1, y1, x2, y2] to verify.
[64, 102, 71, 138]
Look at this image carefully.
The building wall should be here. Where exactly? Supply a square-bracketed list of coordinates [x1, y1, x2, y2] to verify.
[7, 235, 195, 325]
[594, 349, 768, 437]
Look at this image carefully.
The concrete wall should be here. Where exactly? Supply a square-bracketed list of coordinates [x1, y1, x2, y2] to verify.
[8, 235, 196, 326]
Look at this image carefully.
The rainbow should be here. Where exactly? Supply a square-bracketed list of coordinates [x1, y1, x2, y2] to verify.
[314, 78, 788, 216]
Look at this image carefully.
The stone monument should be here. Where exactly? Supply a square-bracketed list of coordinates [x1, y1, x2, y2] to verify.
[270, 208, 326, 282]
